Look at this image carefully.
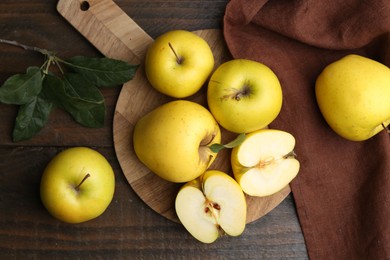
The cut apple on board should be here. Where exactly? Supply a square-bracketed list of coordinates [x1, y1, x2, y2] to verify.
[231, 129, 300, 197]
[175, 170, 247, 243]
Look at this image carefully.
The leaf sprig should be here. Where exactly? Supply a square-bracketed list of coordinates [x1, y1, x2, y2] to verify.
[0, 39, 139, 142]
[209, 133, 246, 153]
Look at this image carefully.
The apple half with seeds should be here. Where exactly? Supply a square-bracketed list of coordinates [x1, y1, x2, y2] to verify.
[175, 170, 247, 243]
[231, 129, 300, 197]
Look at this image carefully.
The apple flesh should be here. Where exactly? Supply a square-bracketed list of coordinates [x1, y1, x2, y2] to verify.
[175, 170, 247, 243]
[231, 129, 300, 197]
[40, 147, 115, 223]
[315, 54, 390, 141]
[207, 59, 283, 133]
[133, 100, 221, 183]
[145, 30, 215, 98]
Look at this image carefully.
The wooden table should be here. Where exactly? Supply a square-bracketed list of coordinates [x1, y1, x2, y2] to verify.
[0, 0, 308, 258]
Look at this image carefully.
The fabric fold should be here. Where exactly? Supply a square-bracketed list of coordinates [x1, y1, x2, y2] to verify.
[223, 0, 390, 259]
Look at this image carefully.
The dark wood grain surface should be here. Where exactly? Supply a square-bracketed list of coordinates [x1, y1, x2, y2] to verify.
[0, 0, 309, 259]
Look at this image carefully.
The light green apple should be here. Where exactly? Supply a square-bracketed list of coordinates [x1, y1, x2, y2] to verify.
[175, 170, 247, 243]
[316, 54, 390, 141]
[40, 147, 115, 223]
[145, 30, 214, 98]
[207, 59, 283, 133]
[133, 100, 221, 183]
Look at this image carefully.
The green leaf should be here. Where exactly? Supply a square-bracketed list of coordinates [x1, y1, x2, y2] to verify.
[209, 133, 246, 153]
[12, 93, 54, 142]
[63, 56, 139, 87]
[43, 74, 106, 128]
[63, 73, 105, 106]
[0, 66, 43, 105]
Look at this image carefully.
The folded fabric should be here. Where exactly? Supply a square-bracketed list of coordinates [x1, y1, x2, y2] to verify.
[223, 0, 390, 259]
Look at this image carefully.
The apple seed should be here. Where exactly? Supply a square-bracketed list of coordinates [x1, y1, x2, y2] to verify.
[203, 200, 226, 238]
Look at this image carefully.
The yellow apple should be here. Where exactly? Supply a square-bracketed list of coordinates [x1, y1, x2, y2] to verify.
[175, 170, 247, 243]
[40, 147, 115, 223]
[145, 30, 214, 98]
[133, 100, 221, 183]
[316, 54, 390, 141]
[207, 59, 283, 133]
[231, 129, 300, 197]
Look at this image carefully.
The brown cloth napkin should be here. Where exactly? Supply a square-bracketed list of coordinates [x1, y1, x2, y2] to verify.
[223, 0, 390, 259]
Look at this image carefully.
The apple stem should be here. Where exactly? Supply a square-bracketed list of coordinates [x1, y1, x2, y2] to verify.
[221, 85, 251, 101]
[168, 42, 183, 64]
[284, 150, 297, 159]
[382, 123, 390, 134]
[75, 173, 91, 191]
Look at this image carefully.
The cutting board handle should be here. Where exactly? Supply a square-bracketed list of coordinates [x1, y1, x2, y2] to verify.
[57, 0, 153, 63]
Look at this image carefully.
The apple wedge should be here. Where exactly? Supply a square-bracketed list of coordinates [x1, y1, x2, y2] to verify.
[175, 170, 247, 243]
[231, 129, 300, 197]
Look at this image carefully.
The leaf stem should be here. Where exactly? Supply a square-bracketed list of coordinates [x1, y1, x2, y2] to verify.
[0, 38, 49, 55]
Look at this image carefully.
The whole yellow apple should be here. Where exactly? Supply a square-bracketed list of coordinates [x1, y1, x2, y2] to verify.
[133, 100, 221, 183]
[40, 147, 115, 223]
[207, 59, 283, 133]
[145, 30, 214, 98]
[316, 54, 390, 141]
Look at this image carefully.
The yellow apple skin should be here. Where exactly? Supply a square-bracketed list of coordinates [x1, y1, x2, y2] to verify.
[145, 30, 214, 98]
[231, 129, 299, 197]
[40, 147, 115, 223]
[207, 59, 283, 133]
[175, 170, 247, 243]
[133, 100, 221, 183]
[316, 54, 390, 141]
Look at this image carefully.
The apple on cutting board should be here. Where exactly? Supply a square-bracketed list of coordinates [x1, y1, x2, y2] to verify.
[133, 100, 221, 183]
[207, 59, 283, 133]
[40, 147, 115, 223]
[315, 54, 390, 141]
[231, 129, 300, 197]
[145, 30, 215, 98]
[175, 170, 247, 244]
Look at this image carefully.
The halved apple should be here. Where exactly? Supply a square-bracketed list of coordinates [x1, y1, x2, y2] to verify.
[231, 129, 300, 197]
[175, 170, 247, 243]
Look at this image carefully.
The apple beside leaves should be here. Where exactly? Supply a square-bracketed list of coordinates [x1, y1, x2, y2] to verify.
[40, 147, 115, 224]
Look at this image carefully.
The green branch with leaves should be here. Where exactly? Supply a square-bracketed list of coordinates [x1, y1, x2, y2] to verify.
[0, 39, 139, 142]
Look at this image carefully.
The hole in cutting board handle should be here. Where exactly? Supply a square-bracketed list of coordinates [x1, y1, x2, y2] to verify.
[80, 1, 90, 11]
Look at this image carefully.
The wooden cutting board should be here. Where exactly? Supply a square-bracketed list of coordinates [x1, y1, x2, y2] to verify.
[57, 0, 291, 223]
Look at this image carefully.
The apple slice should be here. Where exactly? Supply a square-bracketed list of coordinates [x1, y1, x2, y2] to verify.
[231, 129, 300, 197]
[175, 170, 247, 243]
